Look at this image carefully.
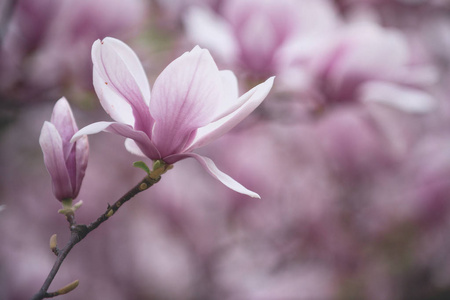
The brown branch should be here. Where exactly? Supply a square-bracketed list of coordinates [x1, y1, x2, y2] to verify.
[31, 168, 166, 300]
[0, 0, 18, 46]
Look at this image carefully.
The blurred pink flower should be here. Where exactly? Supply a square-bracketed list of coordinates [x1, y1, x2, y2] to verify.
[39, 97, 89, 201]
[315, 106, 392, 174]
[184, 0, 339, 79]
[152, 0, 223, 28]
[0, 0, 147, 104]
[73, 37, 274, 198]
[297, 21, 437, 112]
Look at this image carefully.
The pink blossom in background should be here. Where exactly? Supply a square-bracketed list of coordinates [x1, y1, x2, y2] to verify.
[333, 0, 450, 86]
[0, 0, 148, 105]
[152, 0, 224, 28]
[184, 0, 340, 81]
[283, 19, 437, 112]
[73, 37, 274, 198]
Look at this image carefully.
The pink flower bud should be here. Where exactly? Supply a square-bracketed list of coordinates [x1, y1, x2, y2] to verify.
[39, 97, 89, 201]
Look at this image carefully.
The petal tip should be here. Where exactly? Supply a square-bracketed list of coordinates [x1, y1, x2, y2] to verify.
[70, 133, 81, 143]
[250, 192, 261, 199]
[266, 76, 275, 86]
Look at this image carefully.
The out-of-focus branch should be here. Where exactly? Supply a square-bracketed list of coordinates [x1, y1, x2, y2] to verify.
[0, 0, 18, 46]
[31, 163, 170, 300]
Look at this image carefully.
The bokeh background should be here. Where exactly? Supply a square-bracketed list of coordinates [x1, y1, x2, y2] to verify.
[2, 0, 450, 299]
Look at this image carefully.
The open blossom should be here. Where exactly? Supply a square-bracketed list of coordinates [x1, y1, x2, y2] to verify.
[72, 37, 274, 198]
[39, 97, 89, 201]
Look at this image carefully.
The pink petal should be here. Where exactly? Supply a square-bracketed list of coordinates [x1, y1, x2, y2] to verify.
[150, 46, 223, 157]
[74, 134, 89, 197]
[39, 122, 73, 200]
[329, 23, 409, 93]
[239, 11, 279, 70]
[72, 121, 161, 160]
[184, 7, 238, 64]
[167, 153, 260, 198]
[92, 38, 153, 133]
[50, 97, 77, 158]
[186, 76, 274, 151]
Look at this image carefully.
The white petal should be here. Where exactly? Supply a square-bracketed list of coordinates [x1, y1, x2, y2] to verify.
[92, 38, 154, 132]
[211, 70, 240, 121]
[92, 38, 151, 105]
[71, 121, 116, 142]
[171, 153, 260, 198]
[93, 67, 135, 125]
[124, 138, 147, 157]
[187, 76, 274, 151]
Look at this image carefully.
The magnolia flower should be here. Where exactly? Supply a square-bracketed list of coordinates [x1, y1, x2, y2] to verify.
[72, 37, 274, 198]
[39, 97, 89, 201]
[184, 0, 338, 78]
[302, 21, 437, 112]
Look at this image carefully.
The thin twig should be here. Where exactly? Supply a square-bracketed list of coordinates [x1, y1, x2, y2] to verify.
[31, 172, 164, 300]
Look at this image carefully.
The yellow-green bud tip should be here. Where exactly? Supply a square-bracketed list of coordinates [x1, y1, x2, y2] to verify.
[49, 234, 57, 251]
[56, 279, 79, 295]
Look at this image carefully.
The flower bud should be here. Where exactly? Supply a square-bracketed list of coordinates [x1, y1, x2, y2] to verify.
[39, 97, 89, 201]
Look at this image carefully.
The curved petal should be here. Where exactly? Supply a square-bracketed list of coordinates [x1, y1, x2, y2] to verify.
[72, 121, 161, 160]
[124, 138, 147, 157]
[71, 121, 116, 141]
[186, 76, 274, 151]
[39, 122, 73, 200]
[150, 46, 223, 157]
[51, 97, 77, 141]
[74, 135, 89, 198]
[166, 153, 260, 198]
[104, 123, 161, 160]
[51, 97, 78, 158]
[92, 38, 153, 133]
[93, 67, 134, 125]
